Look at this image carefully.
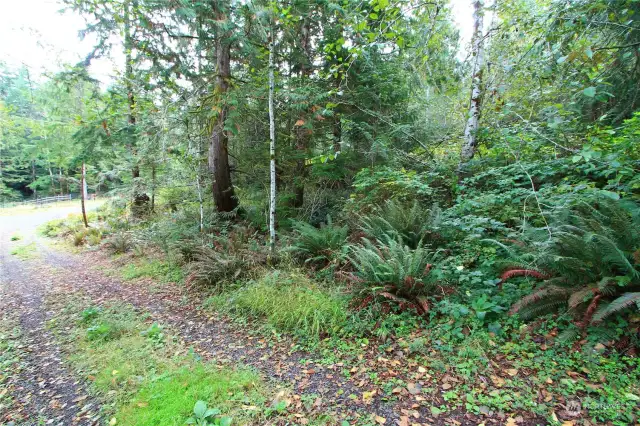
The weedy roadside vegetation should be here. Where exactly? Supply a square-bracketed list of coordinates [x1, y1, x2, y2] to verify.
[46, 294, 275, 426]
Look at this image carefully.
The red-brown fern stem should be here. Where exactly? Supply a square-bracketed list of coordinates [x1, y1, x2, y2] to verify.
[335, 271, 363, 284]
[354, 294, 374, 311]
[416, 296, 430, 316]
[576, 294, 602, 329]
[499, 269, 550, 287]
[502, 238, 526, 247]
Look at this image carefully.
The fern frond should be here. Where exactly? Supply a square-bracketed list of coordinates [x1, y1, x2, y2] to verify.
[557, 327, 580, 344]
[592, 292, 640, 323]
[517, 298, 568, 320]
[568, 286, 597, 310]
[510, 286, 570, 315]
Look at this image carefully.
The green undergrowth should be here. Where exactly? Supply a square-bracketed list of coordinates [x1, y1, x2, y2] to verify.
[9, 241, 38, 260]
[207, 276, 640, 424]
[38, 213, 98, 238]
[206, 270, 348, 340]
[0, 316, 22, 420]
[398, 318, 640, 423]
[46, 294, 272, 426]
[121, 259, 184, 284]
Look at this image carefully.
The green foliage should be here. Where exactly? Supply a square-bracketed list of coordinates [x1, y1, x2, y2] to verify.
[9, 242, 37, 260]
[49, 296, 270, 426]
[140, 323, 165, 346]
[185, 247, 247, 292]
[73, 230, 87, 246]
[288, 217, 348, 265]
[39, 219, 67, 238]
[350, 167, 439, 207]
[86, 231, 102, 246]
[505, 196, 640, 338]
[216, 271, 347, 339]
[348, 235, 440, 312]
[185, 401, 232, 426]
[359, 199, 442, 249]
[105, 232, 133, 254]
[80, 306, 101, 323]
[121, 260, 183, 284]
[9, 233, 21, 241]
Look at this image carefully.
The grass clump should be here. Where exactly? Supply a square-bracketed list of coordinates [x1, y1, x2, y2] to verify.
[118, 364, 263, 426]
[121, 259, 184, 284]
[9, 233, 21, 241]
[214, 270, 347, 338]
[38, 218, 67, 237]
[9, 242, 37, 260]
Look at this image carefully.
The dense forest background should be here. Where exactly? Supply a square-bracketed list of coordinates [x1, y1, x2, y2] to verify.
[3, 0, 640, 338]
[2, 0, 640, 423]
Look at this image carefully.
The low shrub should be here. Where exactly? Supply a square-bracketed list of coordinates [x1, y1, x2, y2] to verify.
[288, 217, 348, 265]
[359, 199, 443, 249]
[502, 196, 640, 346]
[185, 247, 246, 292]
[73, 230, 87, 246]
[39, 218, 67, 237]
[348, 234, 441, 315]
[185, 234, 267, 291]
[87, 232, 102, 246]
[105, 232, 133, 254]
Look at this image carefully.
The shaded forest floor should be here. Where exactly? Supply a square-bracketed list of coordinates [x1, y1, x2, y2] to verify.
[0, 204, 635, 426]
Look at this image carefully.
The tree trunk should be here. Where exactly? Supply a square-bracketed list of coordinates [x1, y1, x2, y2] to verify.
[459, 0, 485, 169]
[196, 171, 204, 233]
[81, 162, 89, 228]
[125, 0, 147, 213]
[292, 18, 312, 208]
[31, 160, 37, 200]
[151, 163, 156, 212]
[59, 168, 66, 196]
[209, 4, 238, 213]
[48, 166, 56, 196]
[268, 27, 277, 253]
[333, 114, 342, 153]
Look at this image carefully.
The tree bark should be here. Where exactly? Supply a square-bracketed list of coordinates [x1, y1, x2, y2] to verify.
[124, 0, 146, 212]
[209, 3, 238, 213]
[268, 27, 277, 253]
[333, 114, 342, 153]
[48, 166, 56, 196]
[150, 163, 156, 212]
[31, 160, 37, 200]
[81, 162, 89, 228]
[292, 18, 312, 208]
[459, 0, 485, 169]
